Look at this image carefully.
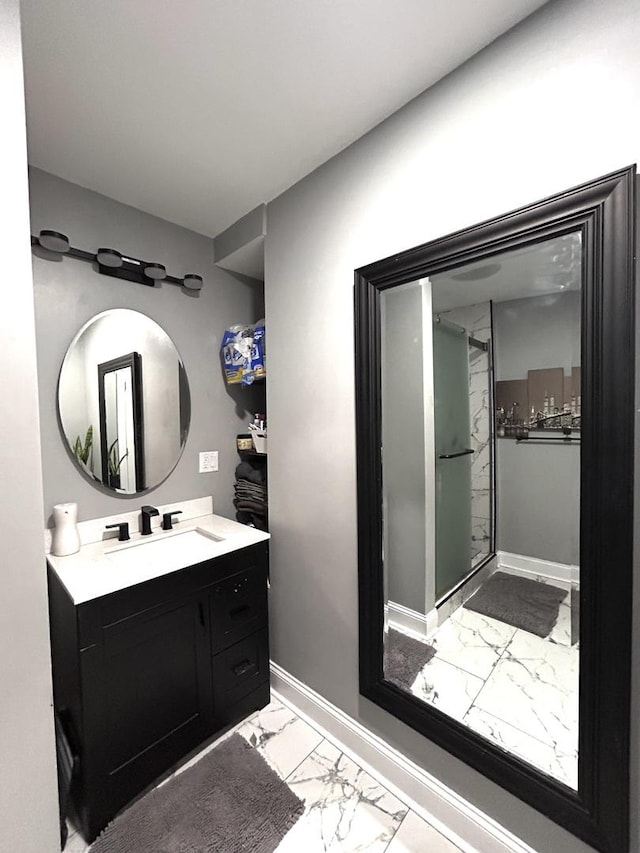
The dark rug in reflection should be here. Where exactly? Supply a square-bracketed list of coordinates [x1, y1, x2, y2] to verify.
[571, 586, 579, 645]
[384, 629, 436, 692]
[464, 571, 567, 638]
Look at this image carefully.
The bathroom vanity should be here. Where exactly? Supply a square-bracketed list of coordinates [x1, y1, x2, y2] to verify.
[47, 505, 270, 842]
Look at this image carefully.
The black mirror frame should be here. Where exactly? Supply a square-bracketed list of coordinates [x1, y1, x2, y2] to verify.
[354, 166, 636, 853]
[97, 351, 146, 492]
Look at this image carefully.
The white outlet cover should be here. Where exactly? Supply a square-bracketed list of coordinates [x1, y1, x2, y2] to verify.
[199, 451, 218, 473]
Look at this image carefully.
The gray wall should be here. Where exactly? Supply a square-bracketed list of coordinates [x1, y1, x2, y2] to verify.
[30, 168, 264, 524]
[264, 2, 640, 852]
[497, 439, 580, 565]
[494, 293, 581, 564]
[494, 291, 581, 381]
[214, 204, 266, 262]
[0, 2, 59, 849]
[382, 283, 426, 613]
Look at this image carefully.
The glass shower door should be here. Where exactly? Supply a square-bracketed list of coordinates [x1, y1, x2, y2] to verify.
[433, 319, 473, 600]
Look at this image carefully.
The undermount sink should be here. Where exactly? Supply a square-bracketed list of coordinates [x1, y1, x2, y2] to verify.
[105, 527, 225, 572]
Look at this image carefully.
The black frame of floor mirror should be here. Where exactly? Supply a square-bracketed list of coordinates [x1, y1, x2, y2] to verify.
[354, 165, 635, 853]
[97, 351, 146, 492]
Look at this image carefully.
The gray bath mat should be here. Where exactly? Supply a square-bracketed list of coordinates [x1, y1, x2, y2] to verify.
[464, 572, 567, 638]
[571, 586, 580, 645]
[89, 733, 304, 853]
[384, 628, 436, 692]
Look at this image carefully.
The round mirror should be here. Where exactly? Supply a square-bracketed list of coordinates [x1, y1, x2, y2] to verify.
[58, 309, 191, 494]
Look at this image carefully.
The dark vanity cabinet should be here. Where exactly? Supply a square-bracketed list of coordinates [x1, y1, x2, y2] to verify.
[48, 541, 270, 842]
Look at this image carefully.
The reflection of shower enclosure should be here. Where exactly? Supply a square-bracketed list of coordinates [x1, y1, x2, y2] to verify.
[433, 315, 494, 600]
[433, 319, 472, 598]
[381, 281, 495, 633]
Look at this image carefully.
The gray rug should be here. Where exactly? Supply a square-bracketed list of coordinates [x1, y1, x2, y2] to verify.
[571, 586, 579, 645]
[89, 734, 305, 853]
[384, 628, 436, 692]
[464, 571, 567, 638]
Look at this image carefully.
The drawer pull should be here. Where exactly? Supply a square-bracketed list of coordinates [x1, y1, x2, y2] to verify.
[232, 659, 255, 677]
[229, 604, 251, 620]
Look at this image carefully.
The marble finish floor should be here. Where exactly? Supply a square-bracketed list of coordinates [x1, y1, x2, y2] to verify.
[411, 597, 579, 789]
[64, 695, 461, 853]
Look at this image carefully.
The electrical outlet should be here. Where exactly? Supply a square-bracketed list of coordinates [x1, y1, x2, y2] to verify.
[199, 451, 218, 473]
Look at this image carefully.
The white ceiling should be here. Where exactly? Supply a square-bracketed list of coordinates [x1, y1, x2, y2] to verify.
[431, 232, 582, 312]
[20, 0, 548, 239]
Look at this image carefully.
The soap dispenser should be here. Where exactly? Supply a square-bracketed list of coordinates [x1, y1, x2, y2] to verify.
[51, 502, 81, 556]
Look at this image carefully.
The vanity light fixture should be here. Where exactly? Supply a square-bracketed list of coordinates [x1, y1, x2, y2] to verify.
[144, 262, 167, 281]
[183, 274, 203, 291]
[96, 247, 123, 268]
[38, 229, 70, 253]
[31, 229, 204, 293]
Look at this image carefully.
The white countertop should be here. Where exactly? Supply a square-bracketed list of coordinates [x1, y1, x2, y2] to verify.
[47, 504, 269, 605]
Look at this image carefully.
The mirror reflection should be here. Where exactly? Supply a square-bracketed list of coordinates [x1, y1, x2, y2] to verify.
[58, 309, 191, 494]
[381, 233, 580, 788]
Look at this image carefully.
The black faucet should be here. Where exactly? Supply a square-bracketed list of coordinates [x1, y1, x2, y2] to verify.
[105, 521, 130, 541]
[162, 510, 183, 530]
[140, 505, 159, 535]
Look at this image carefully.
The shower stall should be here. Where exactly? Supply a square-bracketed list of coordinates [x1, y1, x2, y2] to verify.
[381, 278, 495, 636]
[432, 314, 494, 601]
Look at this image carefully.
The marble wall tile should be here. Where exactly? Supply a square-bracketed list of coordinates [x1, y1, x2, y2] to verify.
[470, 444, 490, 484]
[471, 510, 491, 565]
[471, 489, 491, 520]
[471, 517, 490, 544]
[442, 303, 491, 337]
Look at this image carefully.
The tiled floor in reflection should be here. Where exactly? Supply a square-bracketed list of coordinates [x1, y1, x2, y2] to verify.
[411, 597, 579, 789]
[64, 695, 462, 853]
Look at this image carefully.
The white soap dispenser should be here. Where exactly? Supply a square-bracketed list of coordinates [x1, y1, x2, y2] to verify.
[51, 502, 81, 556]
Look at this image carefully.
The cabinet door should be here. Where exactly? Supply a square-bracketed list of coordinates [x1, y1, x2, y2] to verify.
[82, 594, 212, 831]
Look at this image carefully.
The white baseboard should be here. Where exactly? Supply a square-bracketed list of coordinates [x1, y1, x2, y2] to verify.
[270, 662, 537, 853]
[497, 551, 579, 589]
[386, 600, 438, 640]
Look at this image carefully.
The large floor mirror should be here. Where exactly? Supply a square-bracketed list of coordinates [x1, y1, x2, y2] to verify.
[355, 167, 635, 852]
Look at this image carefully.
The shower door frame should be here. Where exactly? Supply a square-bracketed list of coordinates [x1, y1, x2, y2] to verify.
[421, 283, 497, 613]
[431, 318, 496, 607]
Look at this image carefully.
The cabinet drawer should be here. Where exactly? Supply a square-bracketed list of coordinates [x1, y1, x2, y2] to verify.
[91, 542, 268, 633]
[210, 564, 267, 653]
[212, 629, 269, 715]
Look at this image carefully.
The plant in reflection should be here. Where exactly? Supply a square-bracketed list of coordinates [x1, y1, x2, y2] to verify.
[73, 425, 93, 471]
[107, 438, 128, 489]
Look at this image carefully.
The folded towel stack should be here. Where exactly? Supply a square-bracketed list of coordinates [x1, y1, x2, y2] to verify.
[234, 458, 268, 531]
[235, 460, 266, 485]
